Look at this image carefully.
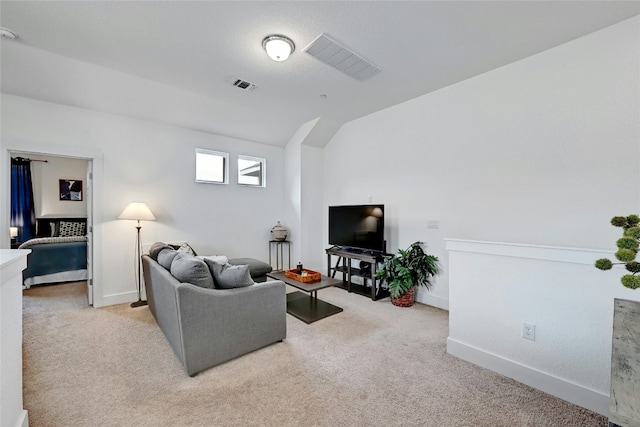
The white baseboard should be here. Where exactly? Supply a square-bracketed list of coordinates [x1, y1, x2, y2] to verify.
[17, 410, 28, 427]
[416, 293, 449, 311]
[100, 290, 138, 307]
[446, 337, 609, 416]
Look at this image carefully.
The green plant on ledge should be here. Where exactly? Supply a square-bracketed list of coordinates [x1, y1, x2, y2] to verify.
[595, 214, 640, 290]
[376, 241, 442, 302]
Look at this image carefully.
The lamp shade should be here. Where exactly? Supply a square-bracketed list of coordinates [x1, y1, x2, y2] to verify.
[9, 227, 18, 238]
[118, 202, 156, 221]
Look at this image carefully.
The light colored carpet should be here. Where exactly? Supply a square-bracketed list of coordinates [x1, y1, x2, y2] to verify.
[22, 282, 607, 426]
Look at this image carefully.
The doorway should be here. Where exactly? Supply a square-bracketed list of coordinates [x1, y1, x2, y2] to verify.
[3, 143, 102, 307]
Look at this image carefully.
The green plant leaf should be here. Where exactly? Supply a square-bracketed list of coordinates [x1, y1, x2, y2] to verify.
[611, 216, 628, 227]
[597, 214, 640, 291]
[621, 274, 640, 290]
[623, 227, 640, 239]
[595, 258, 613, 270]
[625, 261, 640, 274]
[617, 236, 639, 250]
[615, 248, 637, 263]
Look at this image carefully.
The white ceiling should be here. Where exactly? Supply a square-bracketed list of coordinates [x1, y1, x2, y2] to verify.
[1, 1, 639, 146]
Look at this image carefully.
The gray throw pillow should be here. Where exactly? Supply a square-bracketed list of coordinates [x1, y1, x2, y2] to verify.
[157, 248, 178, 270]
[206, 260, 254, 289]
[169, 242, 198, 256]
[197, 255, 228, 265]
[170, 252, 215, 289]
[149, 242, 172, 260]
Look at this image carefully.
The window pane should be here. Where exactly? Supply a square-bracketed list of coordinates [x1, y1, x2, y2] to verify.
[238, 155, 265, 187]
[195, 149, 228, 184]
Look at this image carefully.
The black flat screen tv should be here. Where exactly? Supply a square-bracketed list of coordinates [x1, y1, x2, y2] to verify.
[329, 204, 385, 252]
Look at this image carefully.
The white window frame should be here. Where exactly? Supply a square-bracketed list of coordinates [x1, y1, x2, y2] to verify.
[237, 155, 266, 187]
[195, 148, 229, 184]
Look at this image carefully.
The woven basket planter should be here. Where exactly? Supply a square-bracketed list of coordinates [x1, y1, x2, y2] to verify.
[391, 287, 415, 307]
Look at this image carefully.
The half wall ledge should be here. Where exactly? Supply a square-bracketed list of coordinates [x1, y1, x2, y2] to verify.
[445, 239, 637, 417]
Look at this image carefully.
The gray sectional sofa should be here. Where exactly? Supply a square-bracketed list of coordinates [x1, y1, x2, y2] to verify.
[141, 243, 286, 376]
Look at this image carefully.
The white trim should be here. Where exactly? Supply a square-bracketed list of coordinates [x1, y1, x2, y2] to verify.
[237, 154, 266, 187]
[446, 337, 609, 416]
[102, 290, 139, 307]
[17, 410, 28, 427]
[0, 249, 31, 277]
[195, 148, 229, 185]
[415, 292, 449, 311]
[444, 238, 614, 266]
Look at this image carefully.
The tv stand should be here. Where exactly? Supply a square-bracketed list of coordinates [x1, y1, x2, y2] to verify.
[326, 247, 389, 301]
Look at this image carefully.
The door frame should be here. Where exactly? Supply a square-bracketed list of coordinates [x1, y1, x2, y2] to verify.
[2, 141, 103, 307]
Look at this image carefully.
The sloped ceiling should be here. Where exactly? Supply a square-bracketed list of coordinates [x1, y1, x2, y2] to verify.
[1, 1, 638, 146]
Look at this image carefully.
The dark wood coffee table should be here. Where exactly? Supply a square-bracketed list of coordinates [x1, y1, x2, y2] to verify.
[266, 271, 343, 324]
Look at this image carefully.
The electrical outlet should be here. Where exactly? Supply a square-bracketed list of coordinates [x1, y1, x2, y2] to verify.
[522, 322, 535, 341]
[427, 220, 440, 229]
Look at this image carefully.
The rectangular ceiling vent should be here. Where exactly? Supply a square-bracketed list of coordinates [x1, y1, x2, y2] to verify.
[304, 33, 380, 81]
[232, 79, 257, 92]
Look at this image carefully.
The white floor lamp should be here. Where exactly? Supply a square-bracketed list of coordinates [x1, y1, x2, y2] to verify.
[119, 202, 156, 308]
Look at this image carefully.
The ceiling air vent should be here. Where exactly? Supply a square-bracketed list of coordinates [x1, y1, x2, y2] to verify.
[232, 79, 257, 91]
[304, 33, 380, 81]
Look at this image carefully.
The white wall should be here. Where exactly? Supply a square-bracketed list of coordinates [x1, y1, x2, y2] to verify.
[0, 250, 30, 427]
[1, 94, 284, 307]
[282, 122, 306, 266]
[284, 118, 331, 270]
[300, 145, 324, 271]
[10, 152, 88, 218]
[321, 16, 640, 310]
[446, 239, 639, 415]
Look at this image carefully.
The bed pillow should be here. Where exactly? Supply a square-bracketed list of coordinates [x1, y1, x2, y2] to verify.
[157, 248, 179, 270]
[170, 252, 214, 289]
[206, 261, 254, 289]
[58, 221, 86, 237]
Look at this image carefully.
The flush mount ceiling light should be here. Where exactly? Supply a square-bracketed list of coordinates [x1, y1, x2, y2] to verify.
[262, 34, 295, 62]
[0, 27, 18, 39]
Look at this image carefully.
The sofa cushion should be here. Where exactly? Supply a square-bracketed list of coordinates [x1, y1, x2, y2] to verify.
[228, 258, 272, 278]
[149, 242, 172, 260]
[157, 248, 179, 270]
[206, 261, 254, 289]
[170, 253, 215, 289]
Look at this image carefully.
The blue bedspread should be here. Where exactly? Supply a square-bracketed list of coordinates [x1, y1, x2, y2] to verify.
[22, 241, 87, 281]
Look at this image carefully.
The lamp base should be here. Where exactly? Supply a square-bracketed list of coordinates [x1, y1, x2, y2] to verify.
[130, 299, 148, 308]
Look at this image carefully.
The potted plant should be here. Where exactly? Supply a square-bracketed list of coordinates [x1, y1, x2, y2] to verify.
[375, 241, 441, 307]
[595, 214, 640, 289]
[594, 214, 639, 427]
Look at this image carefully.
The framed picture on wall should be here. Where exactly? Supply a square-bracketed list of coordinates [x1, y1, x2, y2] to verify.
[59, 179, 83, 201]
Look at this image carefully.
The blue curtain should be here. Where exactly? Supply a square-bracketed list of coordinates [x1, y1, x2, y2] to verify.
[11, 157, 36, 243]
